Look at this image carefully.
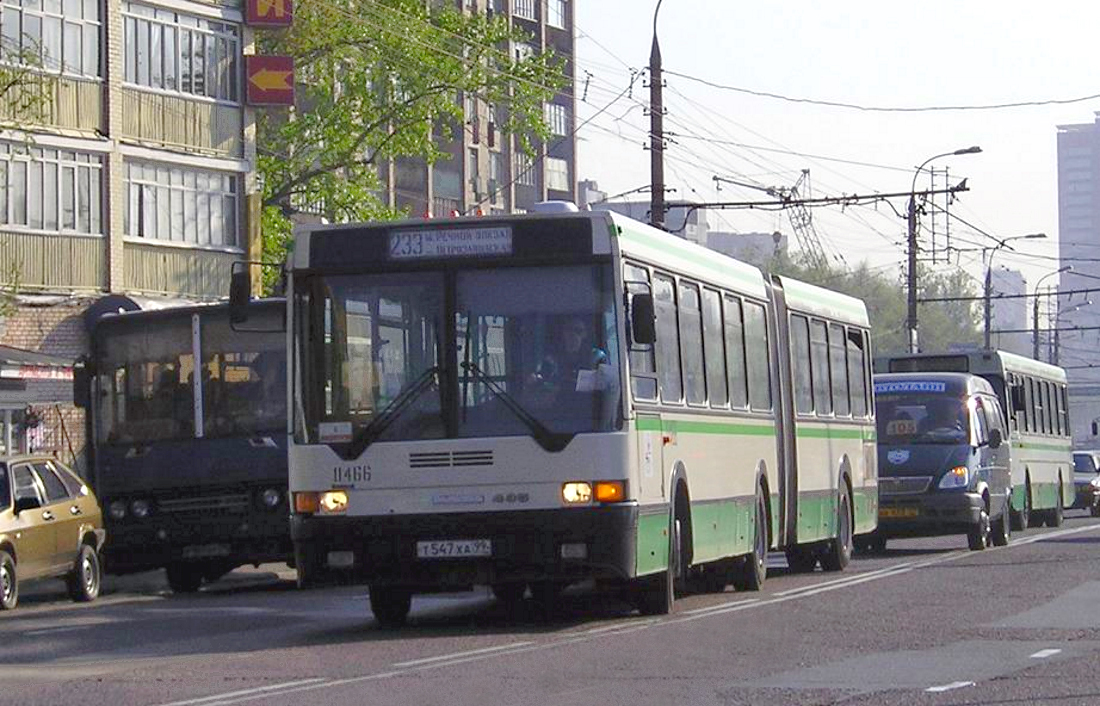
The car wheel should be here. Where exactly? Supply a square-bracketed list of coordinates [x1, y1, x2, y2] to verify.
[166, 563, 204, 594]
[66, 544, 101, 603]
[369, 585, 412, 629]
[0, 551, 17, 610]
[732, 488, 768, 591]
[968, 505, 991, 551]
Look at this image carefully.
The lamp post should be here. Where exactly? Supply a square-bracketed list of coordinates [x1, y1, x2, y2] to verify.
[1033, 265, 1071, 360]
[982, 233, 1046, 349]
[907, 145, 982, 353]
[1052, 299, 1091, 365]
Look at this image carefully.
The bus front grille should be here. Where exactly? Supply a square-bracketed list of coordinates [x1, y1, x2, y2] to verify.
[409, 450, 494, 468]
[158, 493, 251, 514]
[879, 476, 933, 495]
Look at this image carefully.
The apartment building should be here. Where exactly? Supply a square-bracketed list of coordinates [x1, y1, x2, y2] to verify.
[0, 0, 259, 458]
[380, 0, 577, 217]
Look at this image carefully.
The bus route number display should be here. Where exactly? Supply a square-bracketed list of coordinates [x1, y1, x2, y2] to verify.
[389, 227, 513, 260]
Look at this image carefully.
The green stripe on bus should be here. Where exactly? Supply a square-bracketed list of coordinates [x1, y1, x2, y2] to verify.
[795, 426, 868, 440]
[1012, 441, 1072, 453]
[635, 418, 776, 436]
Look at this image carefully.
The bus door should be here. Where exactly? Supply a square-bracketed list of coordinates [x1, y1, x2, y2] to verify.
[767, 278, 797, 547]
[625, 265, 664, 502]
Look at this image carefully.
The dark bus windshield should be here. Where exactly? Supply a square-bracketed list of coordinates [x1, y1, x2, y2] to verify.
[876, 392, 969, 445]
[95, 307, 286, 444]
[300, 263, 621, 445]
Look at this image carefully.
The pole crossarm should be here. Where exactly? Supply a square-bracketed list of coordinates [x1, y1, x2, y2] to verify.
[918, 286, 1100, 303]
[993, 325, 1100, 334]
[676, 185, 968, 218]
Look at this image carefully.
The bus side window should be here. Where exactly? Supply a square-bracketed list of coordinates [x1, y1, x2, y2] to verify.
[1059, 385, 1070, 437]
[653, 273, 682, 404]
[624, 264, 657, 402]
[743, 300, 771, 411]
[828, 323, 850, 417]
[678, 281, 706, 406]
[790, 314, 812, 415]
[724, 295, 748, 409]
[701, 288, 728, 408]
[846, 328, 868, 418]
[809, 319, 832, 416]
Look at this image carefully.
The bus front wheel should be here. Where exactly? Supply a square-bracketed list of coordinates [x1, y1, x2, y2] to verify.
[165, 564, 203, 594]
[369, 585, 411, 629]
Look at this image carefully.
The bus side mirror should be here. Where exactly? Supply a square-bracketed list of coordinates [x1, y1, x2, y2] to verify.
[631, 293, 656, 345]
[72, 359, 90, 409]
[229, 267, 251, 326]
[988, 428, 1003, 450]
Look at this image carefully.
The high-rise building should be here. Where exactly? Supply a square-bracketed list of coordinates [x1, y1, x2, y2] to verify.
[379, 0, 576, 218]
[1056, 115, 1100, 444]
[987, 266, 1029, 357]
[0, 0, 260, 458]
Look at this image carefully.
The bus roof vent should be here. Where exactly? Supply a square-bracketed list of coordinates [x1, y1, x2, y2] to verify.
[531, 200, 579, 213]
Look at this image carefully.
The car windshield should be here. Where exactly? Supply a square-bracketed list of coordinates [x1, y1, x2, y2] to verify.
[1074, 454, 1099, 474]
[876, 391, 969, 445]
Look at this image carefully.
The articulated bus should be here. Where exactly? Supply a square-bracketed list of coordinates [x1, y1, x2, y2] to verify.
[76, 300, 292, 592]
[881, 350, 1073, 530]
[242, 206, 875, 626]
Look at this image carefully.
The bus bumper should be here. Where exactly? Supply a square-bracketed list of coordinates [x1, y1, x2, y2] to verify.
[877, 491, 985, 538]
[291, 506, 639, 589]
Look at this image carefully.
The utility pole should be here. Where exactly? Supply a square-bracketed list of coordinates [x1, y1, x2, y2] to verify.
[983, 266, 992, 349]
[648, 0, 665, 230]
[1033, 292, 1041, 360]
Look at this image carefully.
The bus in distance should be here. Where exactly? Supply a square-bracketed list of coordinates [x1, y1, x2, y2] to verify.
[77, 300, 291, 592]
[880, 349, 1073, 530]
[249, 207, 876, 627]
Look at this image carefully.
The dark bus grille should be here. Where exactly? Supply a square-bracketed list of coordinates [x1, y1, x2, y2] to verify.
[158, 493, 251, 515]
[879, 476, 933, 495]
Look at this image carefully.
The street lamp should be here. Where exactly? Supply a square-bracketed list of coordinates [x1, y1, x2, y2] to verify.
[983, 233, 1046, 348]
[1052, 298, 1091, 365]
[1033, 265, 1071, 359]
[907, 145, 982, 353]
[648, 0, 665, 229]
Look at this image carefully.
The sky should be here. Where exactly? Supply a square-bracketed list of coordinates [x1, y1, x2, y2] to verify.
[572, 0, 1100, 291]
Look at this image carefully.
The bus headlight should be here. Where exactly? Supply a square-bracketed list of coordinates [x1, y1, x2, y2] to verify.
[260, 488, 281, 508]
[109, 500, 127, 520]
[938, 466, 970, 489]
[562, 482, 593, 504]
[131, 499, 151, 518]
[319, 490, 348, 514]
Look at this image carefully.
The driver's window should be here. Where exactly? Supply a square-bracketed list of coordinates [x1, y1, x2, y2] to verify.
[970, 400, 989, 446]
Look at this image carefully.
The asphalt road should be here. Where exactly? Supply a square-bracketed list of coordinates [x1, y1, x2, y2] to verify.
[4, 513, 1100, 706]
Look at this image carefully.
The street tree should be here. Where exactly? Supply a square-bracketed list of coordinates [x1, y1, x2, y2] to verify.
[256, 0, 566, 277]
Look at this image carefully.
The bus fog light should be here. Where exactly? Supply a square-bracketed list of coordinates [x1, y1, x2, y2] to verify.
[327, 551, 355, 568]
[319, 490, 349, 514]
[562, 482, 593, 504]
[261, 488, 281, 508]
[560, 543, 588, 560]
[156, 529, 169, 541]
[109, 500, 127, 520]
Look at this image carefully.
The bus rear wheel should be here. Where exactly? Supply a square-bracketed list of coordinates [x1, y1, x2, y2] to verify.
[1045, 483, 1065, 527]
[1010, 482, 1031, 531]
[166, 564, 203, 594]
[369, 585, 411, 629]
[732, 488, 768, 591]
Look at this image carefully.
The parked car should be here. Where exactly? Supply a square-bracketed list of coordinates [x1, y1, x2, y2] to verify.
[1071, 450, 1100, 516]
[0, 455, 105, 610]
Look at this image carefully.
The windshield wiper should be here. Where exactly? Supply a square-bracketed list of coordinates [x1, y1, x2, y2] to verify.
[345, 366, 440, 457]
[460, 361, 572, 452]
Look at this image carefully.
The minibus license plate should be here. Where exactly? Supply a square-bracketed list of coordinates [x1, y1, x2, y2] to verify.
[182, 543, 231, 559]
[880, 507, 919, 518]
[416, 539, 491, 559]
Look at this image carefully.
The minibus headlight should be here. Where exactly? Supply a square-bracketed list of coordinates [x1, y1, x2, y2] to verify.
[130, 499, 151, 518]
[108, 500, 127, 520]
[319, 490, 348, 514]
[260, 488, 281, 508]
[562, 482, 593, 504]
[938, 466, 970, 489]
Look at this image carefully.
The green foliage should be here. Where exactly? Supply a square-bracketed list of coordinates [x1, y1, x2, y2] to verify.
[256, 0, 566, 280]
[770, 251, 981, 356]
[0, 37, 56, 128]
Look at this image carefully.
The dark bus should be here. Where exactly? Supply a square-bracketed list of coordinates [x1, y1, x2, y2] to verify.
[76, 299, 291, 592]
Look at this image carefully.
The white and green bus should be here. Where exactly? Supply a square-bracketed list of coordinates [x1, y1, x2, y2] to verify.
[882, 350, 1073, 529]
[238, 206, 876, 626]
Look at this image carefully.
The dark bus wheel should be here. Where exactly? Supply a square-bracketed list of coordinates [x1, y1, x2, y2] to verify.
[370, 585, 411, 629]
[166, 564, 204, 594]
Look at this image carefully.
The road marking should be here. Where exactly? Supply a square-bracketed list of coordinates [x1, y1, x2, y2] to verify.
[571, 618, 661, 635]
[1030, 648, 1062, 659]
[157, 679, 329, 706]
[24, 625, 93, 637]
[149, 520, 1100, 706]
[392, 642, 534, 668]
[926, 680, 975, 693]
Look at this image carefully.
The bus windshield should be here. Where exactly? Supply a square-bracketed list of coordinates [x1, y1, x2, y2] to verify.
[301, 263, 621, 445]
[876, 392, 969, 445]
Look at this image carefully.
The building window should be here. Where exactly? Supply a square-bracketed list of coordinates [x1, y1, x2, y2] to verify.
[488, 151, 502, 197]
[0, 0, 101, 77]
[513, 151, 536, 187]
[124, 160, 239, 248]
[512, 0, 535, 20]
[467, 147, 479, 192]
[0, 142, 103, 235]
[513, 41, 534, 62]
[545, 156, 569, 192]
[122, 2, 239, 102]
[544, 102, 568, 136]
[547, 0, 566, 28]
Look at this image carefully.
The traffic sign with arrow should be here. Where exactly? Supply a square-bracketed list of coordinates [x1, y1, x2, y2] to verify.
[245, 56, 294, 106]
